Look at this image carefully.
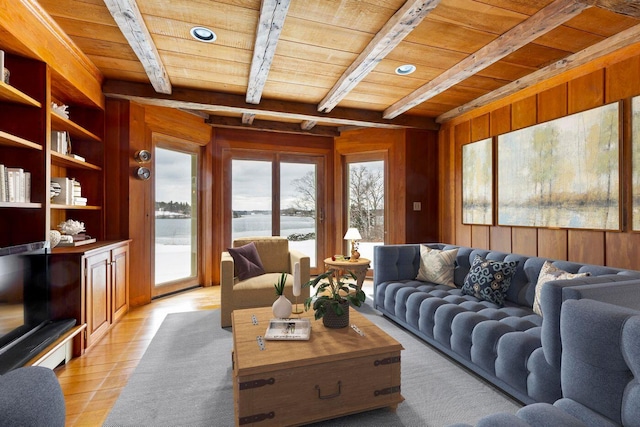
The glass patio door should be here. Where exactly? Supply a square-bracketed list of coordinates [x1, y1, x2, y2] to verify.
[231, 155, 323, 270]
[280, 161, 318, 267]
[154, 145, 199, 296]
[346, 159, 385, 264]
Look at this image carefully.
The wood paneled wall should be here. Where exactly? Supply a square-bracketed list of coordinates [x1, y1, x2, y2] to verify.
[105, 100, 213, 306]
[405, 129, 439, 243]
[335, 127, 439, 246]
[439, 50, 640, 270]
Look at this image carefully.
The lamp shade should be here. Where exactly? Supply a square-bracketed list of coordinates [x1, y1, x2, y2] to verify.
[344, 228, 362, 240]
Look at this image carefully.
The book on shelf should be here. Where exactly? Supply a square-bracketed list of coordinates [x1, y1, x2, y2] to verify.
[51, 177, 74, 205]
[73, 196, 87, 206]
[1, 167, 30, 203]
[24, 172, 30, 203]
[264, 318, 311, 341]
[71, 179, 85, 205]
[0, 164, 6, 202]
[50, 131, 70, 155]
[71, 153, 85, 162]
[57, 237, 96, 247]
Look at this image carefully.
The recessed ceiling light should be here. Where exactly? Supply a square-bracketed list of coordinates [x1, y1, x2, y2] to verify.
[395, 64, 416, 75]
[190, 26, 217, 43]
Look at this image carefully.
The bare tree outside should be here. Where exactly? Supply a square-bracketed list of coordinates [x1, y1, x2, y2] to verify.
[289, 171, 316, 218]
[288, 160, 384, 262]
[290, 164, 384, 241]
[348, 164, 384, 241]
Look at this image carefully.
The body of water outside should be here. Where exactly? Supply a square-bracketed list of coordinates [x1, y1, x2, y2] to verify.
[156, 214, 382, 283]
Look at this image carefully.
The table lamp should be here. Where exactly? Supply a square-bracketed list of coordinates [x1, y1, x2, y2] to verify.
[344, 228, 362, 262]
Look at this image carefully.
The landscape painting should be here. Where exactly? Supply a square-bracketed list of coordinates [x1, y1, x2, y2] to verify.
[462, 138, 492, 225]
[498, 102, 620, 230]
[633, 96, 640, 231]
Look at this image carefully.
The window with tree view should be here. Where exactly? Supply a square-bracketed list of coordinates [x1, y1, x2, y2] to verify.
[347, 160, 385, 263]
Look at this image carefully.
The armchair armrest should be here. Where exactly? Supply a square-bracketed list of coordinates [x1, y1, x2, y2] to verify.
[220, 251, 235, 327]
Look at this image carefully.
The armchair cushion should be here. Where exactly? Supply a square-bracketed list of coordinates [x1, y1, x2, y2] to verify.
[228, 242, 265, 280]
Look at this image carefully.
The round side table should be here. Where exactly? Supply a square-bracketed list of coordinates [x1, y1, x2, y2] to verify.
[323, 257, 371, 288]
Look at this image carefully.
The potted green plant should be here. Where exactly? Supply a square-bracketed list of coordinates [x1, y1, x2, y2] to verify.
[303, 269, 366, 328]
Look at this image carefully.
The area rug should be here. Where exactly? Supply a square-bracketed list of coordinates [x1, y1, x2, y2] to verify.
[104, 303, 521, 427]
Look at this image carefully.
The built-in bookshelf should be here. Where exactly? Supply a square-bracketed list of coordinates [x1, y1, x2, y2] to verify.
[0, 51, 104, 247]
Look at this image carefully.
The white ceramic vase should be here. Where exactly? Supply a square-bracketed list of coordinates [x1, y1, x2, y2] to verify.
[272, 295, 292, 319]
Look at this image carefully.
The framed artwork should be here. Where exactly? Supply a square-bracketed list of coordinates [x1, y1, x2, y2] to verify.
[462, 137, 492, 225]
[498, 102, 620, 230]
[633, 96, 640, 230]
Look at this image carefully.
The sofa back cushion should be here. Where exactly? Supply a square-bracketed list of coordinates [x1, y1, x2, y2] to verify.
[233, 237, 290, 274]
[428, 243, 640, 308]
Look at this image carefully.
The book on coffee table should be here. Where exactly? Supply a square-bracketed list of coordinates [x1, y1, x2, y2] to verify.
[264, 318, 311, 340]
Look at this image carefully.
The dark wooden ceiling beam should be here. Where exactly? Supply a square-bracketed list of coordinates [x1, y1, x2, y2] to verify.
[383, 0, 591, 119]
[103, 0, 171, 94]
[317, 0, 440, 113]
[246, 0, 291, 104]
[437, 22, 640, 123]
[577, 0, 640, 17]
[206, 116, 340, 137]
[102, 79, 440, 130]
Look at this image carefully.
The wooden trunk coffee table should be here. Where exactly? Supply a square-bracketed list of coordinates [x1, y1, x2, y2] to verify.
[232, 306, 403, 426]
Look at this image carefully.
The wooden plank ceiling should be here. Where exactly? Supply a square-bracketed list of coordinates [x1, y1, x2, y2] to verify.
[36, 0, 640, 136]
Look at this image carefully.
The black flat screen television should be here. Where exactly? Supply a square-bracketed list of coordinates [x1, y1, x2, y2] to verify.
[0, 241, 51, 354]
[0, 241, 76, 373]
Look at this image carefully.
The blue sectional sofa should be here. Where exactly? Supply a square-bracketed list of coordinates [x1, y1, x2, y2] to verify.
[373, 243, 640, 404]
[451, 299, 640, 427]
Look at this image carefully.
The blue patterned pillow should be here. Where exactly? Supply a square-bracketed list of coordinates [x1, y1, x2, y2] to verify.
[461, 255, 518, 306]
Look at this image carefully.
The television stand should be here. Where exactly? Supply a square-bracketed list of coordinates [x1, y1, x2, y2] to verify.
[0, 319, 77, 374]
[27, 324, 86, 370]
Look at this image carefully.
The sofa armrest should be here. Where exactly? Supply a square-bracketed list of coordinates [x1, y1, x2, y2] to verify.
[373, 244, 421, 286]
[220, 251, 235, 327]
[539, 276, 640, 369]
[562, 280, 640, 311]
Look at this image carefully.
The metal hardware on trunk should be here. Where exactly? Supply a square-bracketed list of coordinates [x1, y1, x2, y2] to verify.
[374, 356, 401, 366]
[256, 335, 265, 350]
[239, 411, 275, 425]
[251, 314, 258, 325]
[374, 385, 401, 396]
[315, 381, 342, 399]
[239, 377, 275, 390]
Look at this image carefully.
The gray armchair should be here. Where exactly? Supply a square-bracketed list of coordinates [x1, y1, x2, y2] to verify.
[0, 366, 65, 427]
[451, 298, 640, 427]
[220, 236, 310, 327]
